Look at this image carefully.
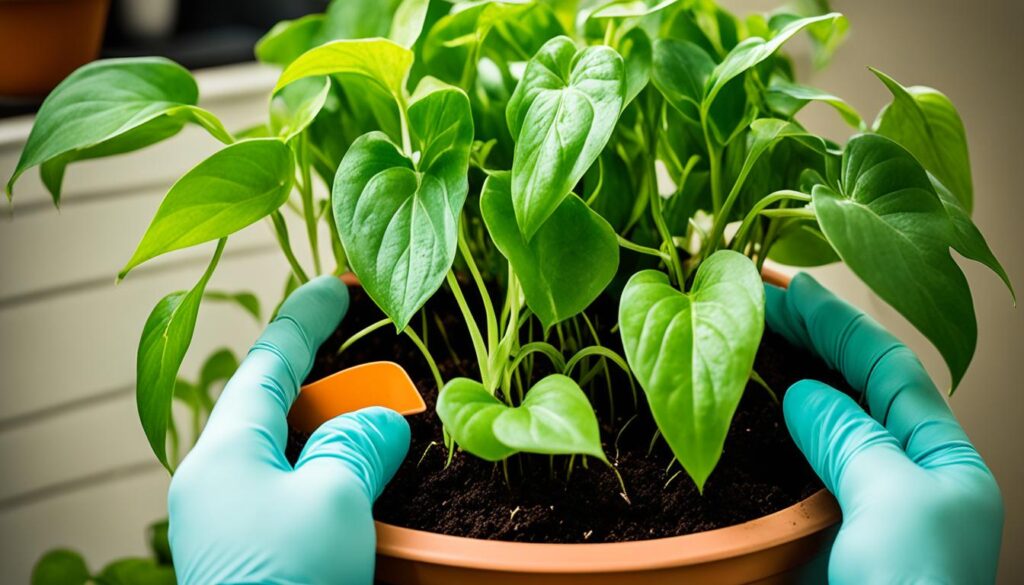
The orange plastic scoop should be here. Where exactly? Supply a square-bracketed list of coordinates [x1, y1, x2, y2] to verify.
[288, 361, 426, 434]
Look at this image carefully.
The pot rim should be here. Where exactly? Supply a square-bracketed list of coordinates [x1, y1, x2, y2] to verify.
[370, 265, 840, 574]
[374, 489, 838, 573]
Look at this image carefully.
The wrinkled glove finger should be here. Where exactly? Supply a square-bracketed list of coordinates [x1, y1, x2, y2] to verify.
[200, 275, 349, 460]
[295, 406, 410, 501]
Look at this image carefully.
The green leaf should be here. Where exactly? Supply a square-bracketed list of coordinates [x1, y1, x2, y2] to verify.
[274, 38, 413, 98]
[704, 13, 844, 106]
[120, 139, 293, 279]
[620, 27, 653, 106]
[270, 77, 331, 140]
[6, 58, 230, 202]
[590, 0, 680, 19]
[31, 549, 90, 585]
[812, 134, 976, 390]
[320, 0, 404, 41]
[255, 14, 325, 67]
[204, 291, 261, 322]
[651, 38, 715, 123]
[333, 83, 473, 330]
[506, 36, 625, 238]
[871, 68, 973, 212]
[481, 172, 618, 329]
[767, 223, 839, 267]
[137, 240, 225, 470]
[436, 378, 516, 461]
[766, 78, 863, 129]
[619, 251, 765, 490]
[768, 9, 848, 68]
[95, 559, 175, 585]
[436, 375, 607, 462]
[493, 374, 607, 461]
[390, 0, 431, 48]
[929, 175, 1014, 301]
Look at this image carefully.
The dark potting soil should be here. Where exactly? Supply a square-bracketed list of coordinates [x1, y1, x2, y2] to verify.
[287, 284, 852, 544]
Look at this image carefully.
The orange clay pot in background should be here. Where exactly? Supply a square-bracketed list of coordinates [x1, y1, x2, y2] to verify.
[367, 267, 842, 585]
[0, 0, 110, 97]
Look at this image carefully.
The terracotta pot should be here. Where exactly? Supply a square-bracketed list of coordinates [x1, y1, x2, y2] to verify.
[368, 267, 841, 585]
[0, 0, 111, 97]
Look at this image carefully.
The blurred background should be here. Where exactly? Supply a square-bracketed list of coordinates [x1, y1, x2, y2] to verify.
[0, 0, 1020, 582]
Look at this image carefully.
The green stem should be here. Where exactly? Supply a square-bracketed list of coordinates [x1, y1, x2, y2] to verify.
[298, 133, 322, 274]
[337, 318, 391, 355]
[403, 327, 444, 391]
[446, 271, 491, 386]
[270, 211, 310, 284]
[731, 190, 811, 254]
[459, 219, 498, 354]
[617, 235, 670, 262]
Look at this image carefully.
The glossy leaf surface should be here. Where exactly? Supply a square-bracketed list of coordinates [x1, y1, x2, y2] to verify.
[619, 251, 764, 490]
[274, 38, 413, 97]
[6, 58, 228, 201]
[121, 140, 293, 279]
[812, 134, 975, 389]
[872, 68, 973, 212]
[137, 241, 224, 470]
[506, 36, 625, 238]
[333, 84, 473, 330]
[481, 172, 618, 329]
[437, 375, 606, 461]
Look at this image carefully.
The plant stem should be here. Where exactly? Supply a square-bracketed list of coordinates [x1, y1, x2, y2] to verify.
[337, 318, 391, 355]
[403, 326, 444, 391]
[270, 211, 310, 284]
[298, 133, 322, 275]
[446, 270, 491, 386]
[616, 235, 670, 262]
[731, 190, 811, 255]
[459, 219, 498, 353]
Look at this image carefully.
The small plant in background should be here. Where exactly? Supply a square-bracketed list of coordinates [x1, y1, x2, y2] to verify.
[10, 0, 1013, 572]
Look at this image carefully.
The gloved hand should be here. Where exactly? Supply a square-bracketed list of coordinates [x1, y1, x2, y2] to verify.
[767, 273, 1003, 583]
[168, 275, 411, 585]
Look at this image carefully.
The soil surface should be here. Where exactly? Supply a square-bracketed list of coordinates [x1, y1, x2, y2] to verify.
[287, 284, 852, 543]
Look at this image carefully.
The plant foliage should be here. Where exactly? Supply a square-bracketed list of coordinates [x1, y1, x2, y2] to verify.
[10, 0, 1010, 491]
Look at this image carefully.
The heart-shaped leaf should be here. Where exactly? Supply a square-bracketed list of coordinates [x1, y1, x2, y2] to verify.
[619, 251, 765, 490]
[480, 172, 618, 329]
[506, 36, 625, 239]
[435, 378, 515, 462]
[493, 374, 607, 461]
[436, 375, 606, 462]
[270, 77, 331, 140]
[333, 83, 473, 330]
[6, 58, 231, 203]
[138, 240, 225, 470]
[872, 68, 973, 212]
[120, 139, 294, 279]
[812, 134, 976, 390]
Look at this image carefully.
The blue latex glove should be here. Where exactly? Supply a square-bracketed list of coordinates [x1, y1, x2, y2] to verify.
[767, 273, 1003, 584]
[168, 275, 411, 585]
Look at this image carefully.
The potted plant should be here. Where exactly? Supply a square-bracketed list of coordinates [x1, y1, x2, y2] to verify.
[8, 0, 1012, 583]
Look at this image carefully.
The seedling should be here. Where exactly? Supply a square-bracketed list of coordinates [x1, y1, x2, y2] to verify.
[8, 0, 1011, 496]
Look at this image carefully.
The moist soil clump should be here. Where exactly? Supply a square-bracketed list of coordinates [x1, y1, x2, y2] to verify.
[288, 284, 851, 543]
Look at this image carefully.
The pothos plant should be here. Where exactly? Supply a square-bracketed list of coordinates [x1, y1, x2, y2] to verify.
[8, 0, 1012, 495]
